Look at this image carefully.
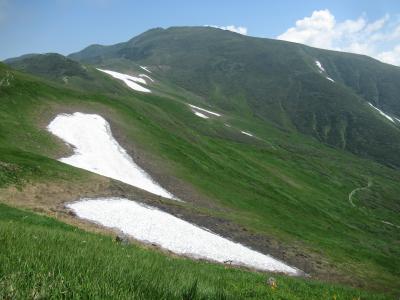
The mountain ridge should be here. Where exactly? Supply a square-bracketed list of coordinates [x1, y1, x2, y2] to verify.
[68, 27, 400, 168]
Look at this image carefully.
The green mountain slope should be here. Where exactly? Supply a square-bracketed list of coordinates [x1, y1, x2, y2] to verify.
[5, 53, 89, 80]
[307, 48, 400, 115]
[69, 26, 400, 168]
[1, 27, 400, 297]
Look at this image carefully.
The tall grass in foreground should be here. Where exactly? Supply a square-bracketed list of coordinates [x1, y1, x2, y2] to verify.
[0, 204, 389, 299]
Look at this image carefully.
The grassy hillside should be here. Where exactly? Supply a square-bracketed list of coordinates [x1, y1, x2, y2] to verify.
[68, 26, 400, 168]
[1, 47, 399, 298]
[0, 203, 390, 299]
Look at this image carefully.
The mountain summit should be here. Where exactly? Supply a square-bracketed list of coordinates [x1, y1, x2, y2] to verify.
[69, 26, 400, 168]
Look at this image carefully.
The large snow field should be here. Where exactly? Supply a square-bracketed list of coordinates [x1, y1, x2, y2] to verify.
[97, 68, 151, 93]
[368, 102, 395, 123]
[47, 113, 175, 199]
[67, 197, 300, 275]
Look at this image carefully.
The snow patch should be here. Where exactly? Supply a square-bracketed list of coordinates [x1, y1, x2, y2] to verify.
[315, 61, 334, 82]
[47, 113, 175, 199]
[140, 66, 152, 73]
[193, 111, 209, 119]
[97, 68, 151, 93]
[139, 74, 154, 82]
[326, 76, 335, 82]
[188, 104, 221, 117]
[368, 103, 395, 123]
[315, 60, 325, 73]
[67, 198, 300, 275]
[241, 131, 254, 137]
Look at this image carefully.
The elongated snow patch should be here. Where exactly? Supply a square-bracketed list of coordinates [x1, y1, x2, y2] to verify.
[315, 60, 325, 73]
[97, 68, 151, 93]
[67, 198, 300, 275]
[194, 111, 209, 119]
[140, 65, 152, 73]
[315, 60, 335, 82]
[241, 131, 254, 137]
[189, 104, 221, 117]
[139, 74, 154, 82]
[48, 113, 175, 199]
[368, 103, 394, 123]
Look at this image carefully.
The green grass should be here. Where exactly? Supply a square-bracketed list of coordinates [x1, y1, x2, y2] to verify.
[0, 203, 389, 299]
[0, 61, 399, 295]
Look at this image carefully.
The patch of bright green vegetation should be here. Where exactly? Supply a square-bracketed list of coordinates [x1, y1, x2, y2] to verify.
[0, 203, 389, 299]
[0, 148, 82, 188]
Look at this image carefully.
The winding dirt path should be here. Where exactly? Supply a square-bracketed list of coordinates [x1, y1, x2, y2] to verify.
[348, 179, 399, 229]
[381, 220, 400, 229]
[348, 179, 372, 207]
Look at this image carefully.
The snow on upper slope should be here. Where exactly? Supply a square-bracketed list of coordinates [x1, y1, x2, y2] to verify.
[315, 60, 325, 73]
[97, 68, 151, 93]
[67, 198, 300, 275]
[139, 74, 154, 82]
[368, 103, 395, 123]
[315, 61, 335, 82]
[241, 131, 254, 137]
[140, 65, 152, 73]
[326, 76, 335, 82]
[47, 113, 175, 199]
[194, 111, 209, 119]
[188, 104, 221, 117]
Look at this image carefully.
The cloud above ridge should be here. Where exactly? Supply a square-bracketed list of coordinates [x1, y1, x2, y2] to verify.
[206, 25, 248, 35]
[277, 9, 400, 66]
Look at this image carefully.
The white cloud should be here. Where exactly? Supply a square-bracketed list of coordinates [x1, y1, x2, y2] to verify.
[277, 10, 336, 49]
[277, 10, 400, 66]
[206, 25, 248, 35]
[376, 45, 400, 66]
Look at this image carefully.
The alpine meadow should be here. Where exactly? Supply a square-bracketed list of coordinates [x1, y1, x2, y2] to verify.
[1, 18, 400, 300]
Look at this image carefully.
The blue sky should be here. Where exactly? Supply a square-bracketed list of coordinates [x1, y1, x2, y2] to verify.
[1, 0, 400, 64]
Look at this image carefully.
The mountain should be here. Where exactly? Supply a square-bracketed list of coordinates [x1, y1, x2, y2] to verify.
[5, 53, 89, 80]
[69, 26, 400, 168]
[1, 27, 400, 297]
[3, 53, 141, 95]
